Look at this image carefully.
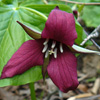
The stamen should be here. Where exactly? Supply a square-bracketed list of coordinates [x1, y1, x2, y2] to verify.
[43, 39, 49, 45]
[45, 50, 49, 58]
[42, 44, 48, 53]
[54, 48, 57, 58]
[51, 41, 56, 48]
[60, 43, 63, 53]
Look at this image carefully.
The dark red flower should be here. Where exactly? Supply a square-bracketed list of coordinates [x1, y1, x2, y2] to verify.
[1, 6, 99, 93]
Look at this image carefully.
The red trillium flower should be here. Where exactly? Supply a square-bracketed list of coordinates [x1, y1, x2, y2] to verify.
[1, 6, 100, 93]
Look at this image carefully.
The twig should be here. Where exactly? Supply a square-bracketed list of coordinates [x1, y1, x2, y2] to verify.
[89, 37, 100, 50]
[47, 89, 58, 100]
[47, 89, 63, 100]
[42, 0, 48, 4]
[91, 78, 100, 94]
[60, 0, 100, 5]
[76, 95, 100, 100]
[80, 25, 100, 50]
[78, 74, 89, 82]
[68, 93, 93, 100]
[80, 25, 100, 46]
[68, 94, 100, 100]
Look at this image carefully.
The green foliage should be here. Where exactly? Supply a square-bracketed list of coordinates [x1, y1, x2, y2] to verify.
[86, 77, 96, 83]
[48, 0, 65, 4]
[2, 0, 13, 4]
[70, 0, 100, 27]
[71, 0, 100, 2]
[81, 6, 100, 27]
[0, 0, 91, 87]
[1, 0, 44, 4]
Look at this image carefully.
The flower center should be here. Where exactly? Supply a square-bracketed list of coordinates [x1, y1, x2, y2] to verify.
[42, 39, 64, 58]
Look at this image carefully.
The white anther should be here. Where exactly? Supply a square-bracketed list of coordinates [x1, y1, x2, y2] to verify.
[54, 48, 57, 58]
[42, 44, 48, 53]
[45, 50, 49, 58]
[43, 39, 49, 45]
[60, 43, 63, 53]
[51, 41, 56, 48]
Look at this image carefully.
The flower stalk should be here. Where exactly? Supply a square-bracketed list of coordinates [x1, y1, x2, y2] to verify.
[29, 82, 37, 100]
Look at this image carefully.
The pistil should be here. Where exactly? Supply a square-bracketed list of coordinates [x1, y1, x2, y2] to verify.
[49, 49, 55, 55]
[42, 39, 64, 58]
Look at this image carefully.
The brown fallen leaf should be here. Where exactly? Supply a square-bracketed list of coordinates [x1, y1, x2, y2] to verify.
[78, 84, 88, 92]
[68, 93, 93, 100]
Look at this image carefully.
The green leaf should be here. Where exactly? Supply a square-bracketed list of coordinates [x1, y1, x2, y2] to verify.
[75, 20, 92, 45]
[0, 4, 47, 87]
[2, 0, 13, 4]
[48, 0, 66, 4]
[19, 0, 44, 5]
[0, 67, 42, 87]
[75, 21, 85, 45]
[0, 3, 91, 87]
[23, 4, 72, 16]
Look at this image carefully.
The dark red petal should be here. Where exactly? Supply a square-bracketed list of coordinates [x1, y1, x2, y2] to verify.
[47, 48, 79, 93]
[42, 8, 77, 46]
[1, 39, 44, 79]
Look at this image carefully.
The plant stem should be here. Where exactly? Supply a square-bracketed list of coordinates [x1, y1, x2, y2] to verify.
[29, 82, 37, 100]
[60, 0, 100, 5]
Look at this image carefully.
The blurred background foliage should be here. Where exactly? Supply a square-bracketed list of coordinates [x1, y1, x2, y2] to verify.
[1, 0, 100, 27]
